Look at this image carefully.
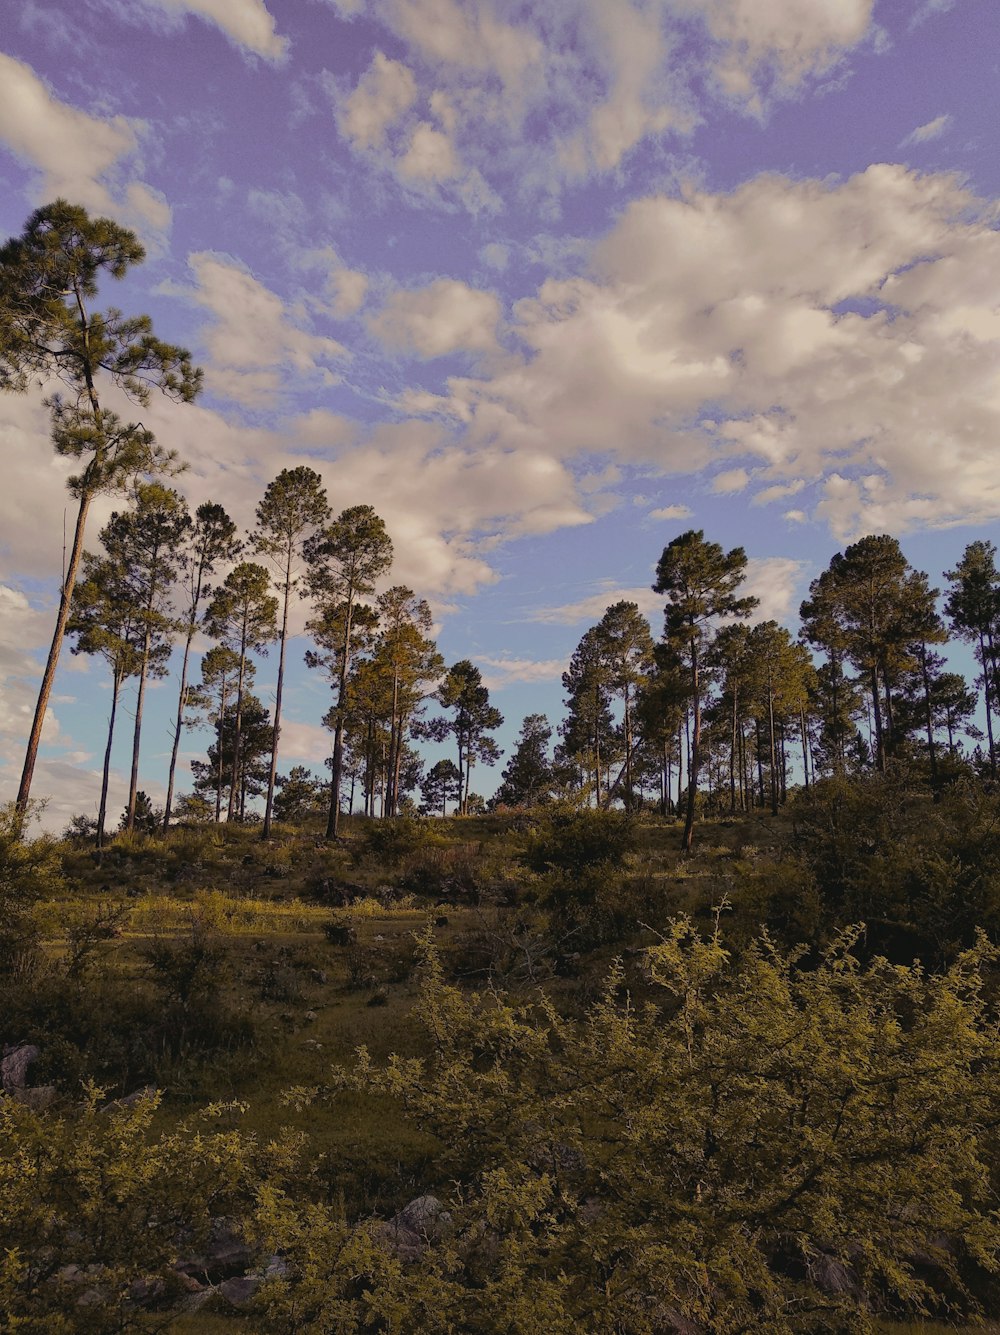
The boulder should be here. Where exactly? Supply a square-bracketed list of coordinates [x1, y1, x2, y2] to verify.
[380, 1195, 450, 1263]
[218, 1275, 261, 1309]
[1, 1043, 39, 1093]
[14, 1084, 57, 1111]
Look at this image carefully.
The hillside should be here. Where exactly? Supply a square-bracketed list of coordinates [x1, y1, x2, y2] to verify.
[4, 777, 1000, 1332]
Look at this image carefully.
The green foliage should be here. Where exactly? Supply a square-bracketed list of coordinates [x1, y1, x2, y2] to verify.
[0, 1088, 299, 1331]
[356, 816, 442, 867]
[0, 801, 64, 981]
[265, 924, 1000, 1332]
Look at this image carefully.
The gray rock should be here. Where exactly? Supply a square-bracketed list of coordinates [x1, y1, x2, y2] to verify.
[176, 1219, 253, 1282]
[2, 1044, 39, 1092]
[218, 1275, 261, 1308]
[14, 1084, 57, 1111]
[380, 1195, 451, 1262]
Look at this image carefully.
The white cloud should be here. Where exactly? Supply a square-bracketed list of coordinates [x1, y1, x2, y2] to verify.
[436, 164, 1000, 538]
[0, 54, 167, 233]
[682, 0, 875, 112]
[369, 279, 502, 359]
[122, 0, 288, 59]
[177, 253, 349, 405]
[901, 113, 953, 146]
[531, 585, 661, 626]
[338, 50, 417, 151]
[478, 655, 565, 691]
[398, 120, 461, 180]
[649, 504, 693, 520]
[712, 467, 750, 494]
[742, 557, 805, 625]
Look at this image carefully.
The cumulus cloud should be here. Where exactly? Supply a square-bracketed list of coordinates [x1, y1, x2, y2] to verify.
[478, 655, 566, 691]
[107, 0, 288, 59]
[649, 504, 694, 520]
[712, 468, 750, 494]
[369, 279, 502, 359]
[0, 53, 167, 234]
[338, 50, 417, 151]
[531, 585, 661, 626]
[175, 253, 349, 405]
[682, 0, 875, 112]
[434, 163, 1000, 539]
[321, 0, 887, 206]
[901, 113, 953, 146]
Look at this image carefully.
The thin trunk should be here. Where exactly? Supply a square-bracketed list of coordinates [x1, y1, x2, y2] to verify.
[919, 642, 940, 791]
[729, 688, 738, 813]
[126, 625, 153, 832]
[96, 667, 123, 849]
[623, 686, 633, 812]
[227, 644, 248, 821]
[16, 490, 92, 822]
[17, 283, 102, 825]
[327, 596, 355, 839]
[979, 632, 996, 778]
[683, 640, 699, 854]
[754, 718, 765, 807]
[799, 707, 811, 795]
[263, 551, 293, 838]
[766, 671, 778, 816]
[870, 666, 886, 771]
[163, 622, 196, 833]
[214, 678, 229, 823]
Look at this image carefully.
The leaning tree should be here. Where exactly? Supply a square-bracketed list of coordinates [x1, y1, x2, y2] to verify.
[0, 200, 200, 820]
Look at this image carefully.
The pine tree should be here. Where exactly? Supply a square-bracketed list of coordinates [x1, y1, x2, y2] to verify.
[100, 484, 190, 832]
[65, 550, 144, 847]
[305, 506, 393, 837]
[434, 660, 503, 816]
[654, 530, 758, 852]
[0, 200, 200, 820]
[163, 502, 240, 832]
[493, 714, 553, 809]
[945, 540, 1000, 777]
[251, 468, 330, 838]
[204, 563, 277, 821]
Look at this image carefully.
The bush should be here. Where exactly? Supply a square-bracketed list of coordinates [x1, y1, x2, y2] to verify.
[355, 817, 442, 868]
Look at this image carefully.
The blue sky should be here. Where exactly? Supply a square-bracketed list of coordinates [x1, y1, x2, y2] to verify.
[1, 0, 999, 824]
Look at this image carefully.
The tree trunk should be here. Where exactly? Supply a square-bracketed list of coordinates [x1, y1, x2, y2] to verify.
[227, 645, 248, 821]
[799, 708, 811, 795]
[163, 624, 196, 833]
[16, 490, 92, 824]
[979, 632, 996, 778]
[327, 596, 355, 839]
[263, 552, 293, 839]
[918, 642, 940, 793]
[870, 667, 885, 771]
[683, 641, 699, 854]
[96, 667, 123, 849]
[766, 671, 778, 816]
[125, 626, 153, 833]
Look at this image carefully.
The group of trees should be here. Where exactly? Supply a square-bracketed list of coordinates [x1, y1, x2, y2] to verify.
[548, 529, 1000, 851]
[4, 201, 1000, 852]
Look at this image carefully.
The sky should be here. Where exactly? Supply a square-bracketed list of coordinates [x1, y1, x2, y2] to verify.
[1, 0, 999, 828]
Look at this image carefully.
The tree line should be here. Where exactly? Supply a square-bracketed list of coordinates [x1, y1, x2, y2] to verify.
[3, 201, 998, 850]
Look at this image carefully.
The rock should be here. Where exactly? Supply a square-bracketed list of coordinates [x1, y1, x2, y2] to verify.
[310, 968, 328, 984]
[101, 1085, 159, 1112]
[1, 1043, 39, 1093]
[367, 987, 388, 1007]
[304, 1010, 317, 1023]
[218, 1275, 261, 1309]
[434, 915, 449, 927]
[380, 1195, 450, 1263]
[14, 1084, 57, 1111]
[176, 1219, 253, 1282]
